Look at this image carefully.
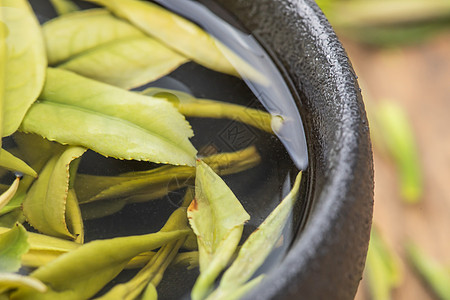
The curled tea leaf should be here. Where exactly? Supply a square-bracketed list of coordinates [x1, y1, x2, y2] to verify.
[22, 146, 86, 239]
[188, 160, 250, 300]
[0, 177, 20, 211]
[0, 223, 29, 272]
[0, 273, 46, 295]
[0, 149, 37, 178]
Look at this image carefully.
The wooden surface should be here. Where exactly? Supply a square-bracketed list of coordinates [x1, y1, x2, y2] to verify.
[341, 33, 450, 300]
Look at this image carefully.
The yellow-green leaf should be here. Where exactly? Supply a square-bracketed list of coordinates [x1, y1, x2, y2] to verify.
[0, 0, 46, 137]
[0, 273, 46, 295]
[65, 189, 84, 244]
[59, 36, 188, 89]
[188, 160, 250, 300]
[11, 222, 189, 299]
[20, 68, 196, 166]
[0, 149, 37, 178]
[22, 146, 86, 239]
[0, 176, 20, 211]
[43, 8, 144, 65]
[208, 172, 302, 300]
[0, 223, 29, 272]
[84, 0, 267, 83]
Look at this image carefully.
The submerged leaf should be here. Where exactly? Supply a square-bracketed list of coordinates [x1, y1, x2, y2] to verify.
[20, 68, 196, 166]
[188, 160, 250, 300]
[22, 146, 86, 239]
[142, 88, 274, 133]
[0, 177, 20, 211]
[207, 172, 302, 300]
[0, 149, 37, 178]
[0, 273, 46, 295]
[49, 0, 79, 15]
[0, 223, 29, 272]
[0, 0, 46, 137]
[59, 36, 188, 89]
[43, 9, 144, 65]
[84, 0, 267, 83]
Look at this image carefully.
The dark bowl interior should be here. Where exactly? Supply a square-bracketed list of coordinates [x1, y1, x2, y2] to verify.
[206, 0, 374, 299]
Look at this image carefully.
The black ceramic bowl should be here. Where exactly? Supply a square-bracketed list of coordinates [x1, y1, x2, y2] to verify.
[208, 0, 374, 299]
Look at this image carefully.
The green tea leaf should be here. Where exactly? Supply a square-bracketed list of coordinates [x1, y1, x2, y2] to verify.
[207, 172, 302, 300]
[84, 0, 267, 83]
[141, 283, 157, 300]
[406, 241, 450, 300]
[59, 36, 188, 89]
[49, 0, 79, 16]
[43, 8, 144, 65]
[0, 177, 19, 211]
[11, 228, 189, 300]
[188, 160, 250, 300]
[0, 148, 37, 178]
[64, 189, 84, 244]
[0, 209, 24, 228]
[22, 146, 86, 239]
[0, 273, 46, 295]
[0, 0, 46, 137]
[20, 68, 197, 166]
[142, 88, 275, 133]
[0, 223, 29, 272]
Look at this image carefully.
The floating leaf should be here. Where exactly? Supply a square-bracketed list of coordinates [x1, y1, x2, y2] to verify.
[0, 223, 29, 272]
[11, 224, 189, 299]
[143, 88, 274, 133]
[0, 273, 46, 295]
[207, 172, 302, 300]
[43, 9, 144, 65]
[0, 149, 37, 178]
[406, 241, 450, 300]
[0, 0, 46, 137]
[84, 0, 267, 83]
[59, 36, 188, 89]
[22, 146, 86, 239]
[0, 177, 20, 211]
[20, 68, 196, 166]
[49, 0, 79, 15]
[188, 160, 250, 300]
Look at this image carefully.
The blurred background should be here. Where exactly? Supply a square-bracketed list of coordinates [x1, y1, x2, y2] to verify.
[316, 0, 450, 299]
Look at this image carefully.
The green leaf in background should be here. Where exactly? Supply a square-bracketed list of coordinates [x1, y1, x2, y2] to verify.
[20, 68, 197, 166]
[375, 100, 422, 203]
[365, 228, 402, 300]
[0, 149, 37, 178]
[0, 273, 46, 296]
[188, 160, 250, 300]
[83, 0, 268, 84]
[49, 0, 79, 16]
[142, 88, 275, 133]
[406, 242, 450, 300]
[59, 36, 188, 89]
[0, 223, 29, 272]
[207, 172, 302, 300]
[22, 146, 86, 240]
[0, 177, 20, 211]
[10, 227, 190, 299]
[43, 9, 144, 65]
[0, 0, 46, 138]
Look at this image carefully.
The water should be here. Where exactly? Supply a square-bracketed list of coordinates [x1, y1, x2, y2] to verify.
[3, 1, 309, 299]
